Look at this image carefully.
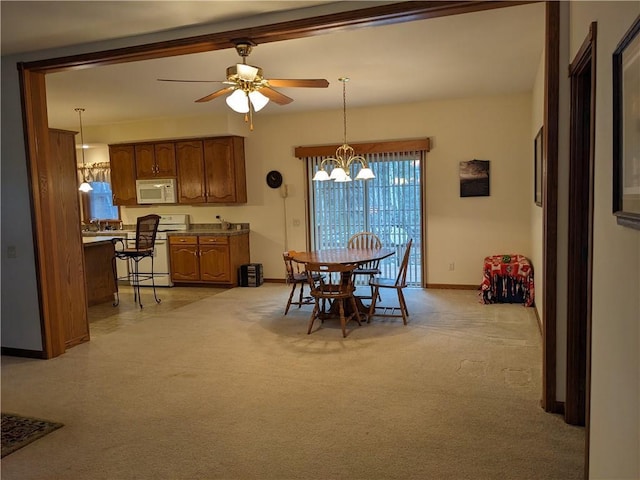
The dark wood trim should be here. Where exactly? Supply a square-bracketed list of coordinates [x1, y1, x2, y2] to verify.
[295, 139, 431, 158]
[19, 66, 66, 359]
[1, 347, 48, 359]
[542, 0, 560, 414]
[264, 278, 286, 284]
[567, 22, 597, 479]
[23, 2, 535, 73]
[566, 22, 596, 427]
[425, 284, 479, 290]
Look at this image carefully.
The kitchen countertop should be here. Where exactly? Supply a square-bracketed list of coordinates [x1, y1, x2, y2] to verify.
[167, 227, 249, 237]
[81, 225, 250, 238]
[82, 236, 120, 245]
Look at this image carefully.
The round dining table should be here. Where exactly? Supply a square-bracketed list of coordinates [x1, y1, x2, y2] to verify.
[291, 247, 396, 317]
[291, 247, 395, 265]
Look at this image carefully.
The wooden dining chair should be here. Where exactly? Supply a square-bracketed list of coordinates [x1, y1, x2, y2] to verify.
[305, 262, 362, 337]
[282, 251, 319, 315]
[347, 231, 382, 300]
[368, 238, 413, 325]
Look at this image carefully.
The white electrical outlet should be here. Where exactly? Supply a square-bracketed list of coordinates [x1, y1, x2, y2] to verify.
[449, 262, 455, 271]
[292, 219, 301, 227]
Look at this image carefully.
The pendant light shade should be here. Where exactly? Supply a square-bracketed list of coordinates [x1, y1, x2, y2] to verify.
[75, 107, 93, 192]
[226, 89, 250, 113]
[248, 90, 269, 112]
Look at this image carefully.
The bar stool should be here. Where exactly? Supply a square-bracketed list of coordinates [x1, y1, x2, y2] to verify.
[111, 214, 161, 308]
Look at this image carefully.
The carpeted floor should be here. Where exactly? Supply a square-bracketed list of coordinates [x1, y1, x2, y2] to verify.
[0, 285, 585, 479]
[1, 413, 63, 458]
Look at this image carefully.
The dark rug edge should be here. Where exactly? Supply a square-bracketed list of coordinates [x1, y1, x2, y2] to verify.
[1, 412, 64, 458]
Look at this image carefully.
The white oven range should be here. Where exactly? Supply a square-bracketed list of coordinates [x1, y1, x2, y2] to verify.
[125, 214, 190, 287]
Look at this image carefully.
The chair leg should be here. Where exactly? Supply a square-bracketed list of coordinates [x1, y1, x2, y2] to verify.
[398, 288, 409, 325]
[285, 283, 296, 315]
[350, 296, 362, 326]
[132, 259, 142, 308]
[111, 255, 120, 307]
[307, 301, 320, 334]
[368, 285, 380, 323]
[150, 255, 161, 305]
[297, 282, 305, 309]
[338, 299, 347, 338]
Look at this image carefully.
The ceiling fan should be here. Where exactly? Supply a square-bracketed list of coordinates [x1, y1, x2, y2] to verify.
[158, 39, 329, 129]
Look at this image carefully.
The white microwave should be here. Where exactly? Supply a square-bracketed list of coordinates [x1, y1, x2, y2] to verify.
[136, 178, 177, 204]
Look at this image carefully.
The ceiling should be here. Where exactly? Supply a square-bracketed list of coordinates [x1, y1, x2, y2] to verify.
[1, 1, 545, 130]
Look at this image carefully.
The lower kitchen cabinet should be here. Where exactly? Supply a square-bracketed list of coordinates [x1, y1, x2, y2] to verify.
[169, 233, 249, 287]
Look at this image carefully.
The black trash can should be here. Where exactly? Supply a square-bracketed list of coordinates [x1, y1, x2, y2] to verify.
[238, 263, 264, 287]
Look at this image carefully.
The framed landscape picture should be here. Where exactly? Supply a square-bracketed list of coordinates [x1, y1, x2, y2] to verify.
[534, 126, 543, 207]
[613, 15, 640, 230]
[460, 159, 490, 197]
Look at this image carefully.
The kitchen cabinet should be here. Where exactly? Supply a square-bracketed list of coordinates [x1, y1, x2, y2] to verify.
[204, 137, 247, 203]
[110, 136, 246, 205]
[49, 129, 90, 349]
[176, 136, 247, 204]
[109, 144, 137, 206]
[169, 233, 249, 286]
[175, 140, 206, 203]
[135, 142, 176, 178]
[83, 238, 117, 306]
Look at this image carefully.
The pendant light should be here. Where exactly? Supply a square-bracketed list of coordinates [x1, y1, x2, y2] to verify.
[75, 107, 93, 192]
[312, 78, 374, 182]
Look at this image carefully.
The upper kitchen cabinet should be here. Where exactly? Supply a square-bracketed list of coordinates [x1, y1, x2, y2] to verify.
[204, 136, 247, 204]
[177, 136, 247, 204]
[109, 144, 137, 206]
[176, 140, 206, 204]
[135, 142, 176, 178]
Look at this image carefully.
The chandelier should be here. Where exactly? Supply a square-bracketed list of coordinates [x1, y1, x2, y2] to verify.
[75, 108, 93, 192]
[312, 78, 374, 182]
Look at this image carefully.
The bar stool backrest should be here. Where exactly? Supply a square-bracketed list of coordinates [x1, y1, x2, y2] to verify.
[135, 214, 161, 251]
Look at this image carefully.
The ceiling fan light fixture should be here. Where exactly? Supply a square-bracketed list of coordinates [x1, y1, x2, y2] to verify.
[228, 64, 261, 82]
[248, 90, 269, 112]
[226, 89, 249, 113]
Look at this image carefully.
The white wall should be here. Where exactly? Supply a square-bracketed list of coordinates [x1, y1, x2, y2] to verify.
[77, 92, 533, 285]
[568, 2, 640, 478]
[531, 51, 545, 324]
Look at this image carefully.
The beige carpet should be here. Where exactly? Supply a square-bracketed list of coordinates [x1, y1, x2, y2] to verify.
[0, 284, 584, 479]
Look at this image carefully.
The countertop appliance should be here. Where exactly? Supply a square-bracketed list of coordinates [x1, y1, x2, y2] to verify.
[125, 214, 190, 287]
[136, 178, 177, 204]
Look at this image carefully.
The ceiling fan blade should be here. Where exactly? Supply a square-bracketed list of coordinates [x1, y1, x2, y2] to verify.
[267, 79, 329, 88]
[259, 87, 294, 105]
[195, 87, 234, 103]
[158, 78, 225, 83]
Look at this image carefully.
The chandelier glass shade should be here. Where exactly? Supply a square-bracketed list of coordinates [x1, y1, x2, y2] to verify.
[312, 77, 374, 183]
[75, 107, 93, 192]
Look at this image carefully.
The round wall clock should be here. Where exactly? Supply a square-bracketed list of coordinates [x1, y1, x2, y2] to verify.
[266, 170, 283, 189]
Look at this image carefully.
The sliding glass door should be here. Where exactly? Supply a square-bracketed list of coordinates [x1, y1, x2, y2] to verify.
[307, 151, 423, 286]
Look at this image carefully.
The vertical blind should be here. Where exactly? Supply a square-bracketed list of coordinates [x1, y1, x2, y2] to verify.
[306, 150, 424, 286]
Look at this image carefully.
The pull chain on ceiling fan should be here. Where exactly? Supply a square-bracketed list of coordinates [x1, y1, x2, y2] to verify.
[158, 39, 329, 130]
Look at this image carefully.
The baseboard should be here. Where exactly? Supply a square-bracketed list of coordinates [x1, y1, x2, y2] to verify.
[264, 278, 286, 284]
[1, 346, 47, 359]
[534, 307, 542, 335]
[425, 284, 480, 290]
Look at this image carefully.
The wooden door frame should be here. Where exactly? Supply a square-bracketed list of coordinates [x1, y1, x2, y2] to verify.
[17, 0, 561, 405]
[566, 21, 597, 477]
